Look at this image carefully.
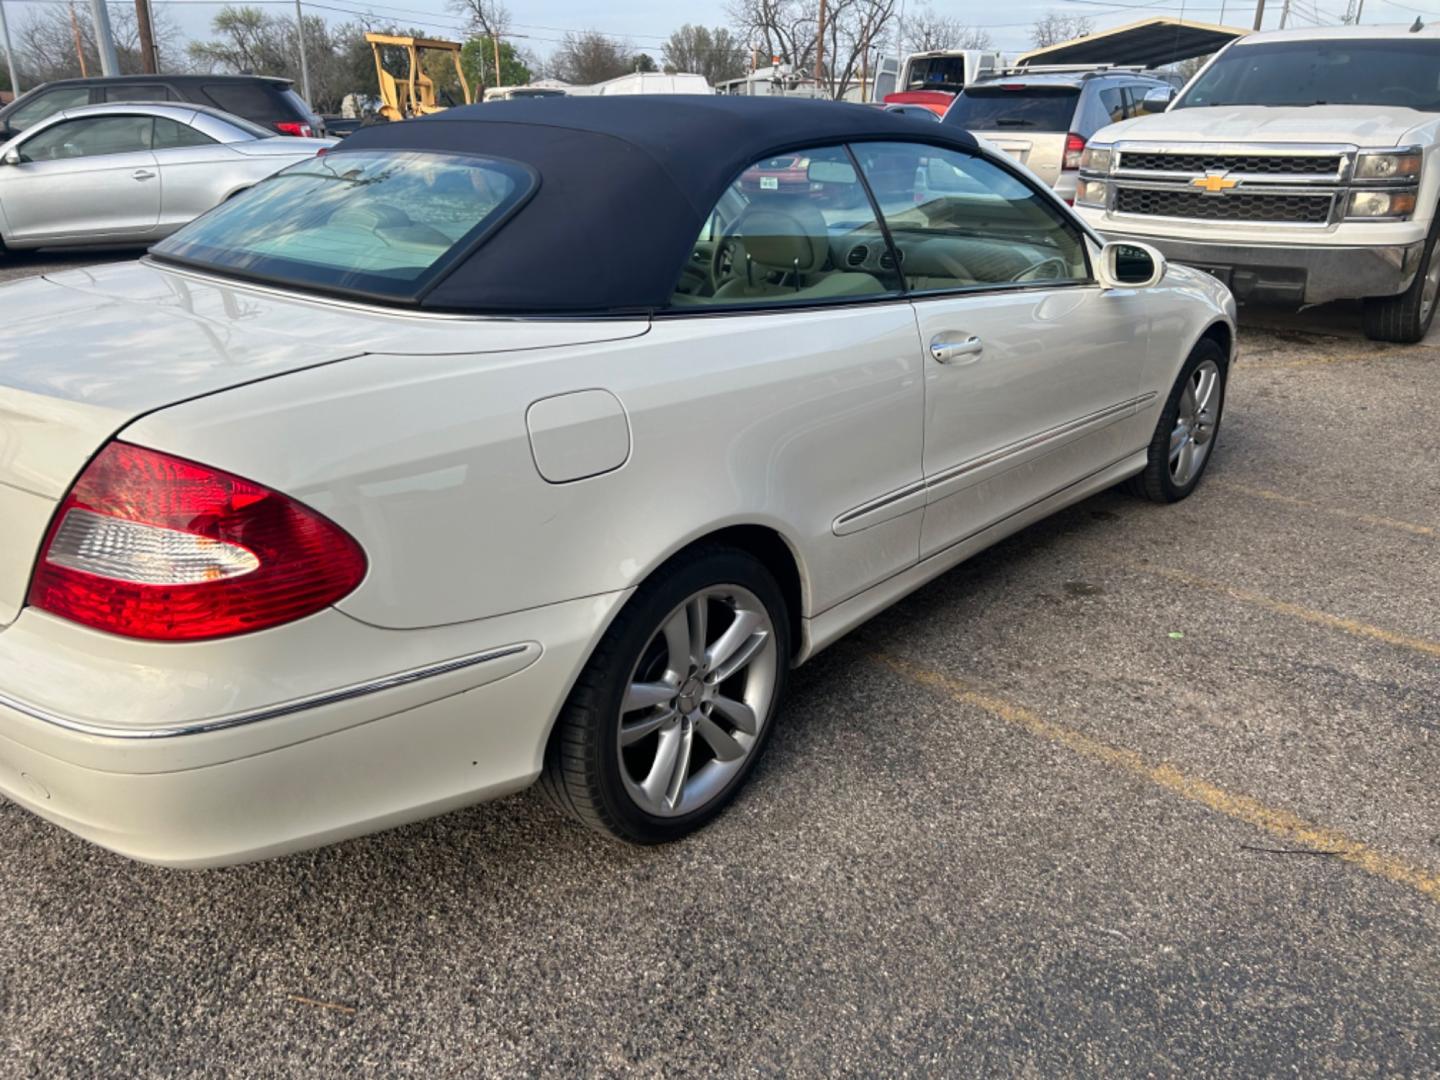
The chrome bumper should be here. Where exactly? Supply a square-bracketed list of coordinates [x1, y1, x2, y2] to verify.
[1096, 234, 1424, 306]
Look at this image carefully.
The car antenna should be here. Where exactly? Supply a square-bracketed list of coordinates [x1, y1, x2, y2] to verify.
[1410, 16, 1424, 31]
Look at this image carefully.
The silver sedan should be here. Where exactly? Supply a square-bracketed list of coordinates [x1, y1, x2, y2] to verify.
[0, 102, 335, 251]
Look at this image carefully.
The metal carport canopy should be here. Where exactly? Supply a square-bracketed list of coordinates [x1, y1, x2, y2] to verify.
[1016, 17, 1249, 69]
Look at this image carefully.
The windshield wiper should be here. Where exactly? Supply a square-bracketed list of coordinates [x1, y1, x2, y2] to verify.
[992, 119, 1037, 127]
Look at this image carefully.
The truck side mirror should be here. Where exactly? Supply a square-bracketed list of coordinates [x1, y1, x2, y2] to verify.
[1142, 87, 1175, 114]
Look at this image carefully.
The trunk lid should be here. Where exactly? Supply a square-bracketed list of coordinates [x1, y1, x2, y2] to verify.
[974, 132, 1065, 183]
[0, 259, 648, 627]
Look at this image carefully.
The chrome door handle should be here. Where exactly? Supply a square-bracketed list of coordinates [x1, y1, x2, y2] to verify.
[930, 334, 984, 364]
[132, 169, 156, 180]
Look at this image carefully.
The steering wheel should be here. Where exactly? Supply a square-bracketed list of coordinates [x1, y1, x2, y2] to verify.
[710, 230, 743, 291]
[1010, 256, 1069, 284]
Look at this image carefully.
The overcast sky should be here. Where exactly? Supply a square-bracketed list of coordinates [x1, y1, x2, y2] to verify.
[3, 0, 1408, 70]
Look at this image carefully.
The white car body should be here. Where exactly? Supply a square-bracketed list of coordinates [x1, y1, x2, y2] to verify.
[0, 99, 1236, 866]
[1074, 26, 1440, 312]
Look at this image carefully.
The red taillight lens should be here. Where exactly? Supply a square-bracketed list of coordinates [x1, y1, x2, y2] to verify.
[28, 442, 367, 641]
[275, 121, 313, 137]
[1063, 133, 1086, 171]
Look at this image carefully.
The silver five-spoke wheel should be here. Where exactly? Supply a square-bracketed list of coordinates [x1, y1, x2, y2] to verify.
[1169, 358, 1220, 488]
[617, 585, 778, 817]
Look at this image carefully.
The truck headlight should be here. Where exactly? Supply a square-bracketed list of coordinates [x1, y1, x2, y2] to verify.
[1075, 178, 1110, 207]
[1347, 190, 1417, 218]
[1080, 144, 1113, 174]
[1354, 151, 1421, 180]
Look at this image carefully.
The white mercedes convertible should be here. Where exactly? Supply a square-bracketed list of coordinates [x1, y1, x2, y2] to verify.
[0, 97, 1235, 865]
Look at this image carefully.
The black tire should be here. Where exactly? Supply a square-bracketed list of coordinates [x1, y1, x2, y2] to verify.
[1362, 218, 1440, 343]
[1126, 337, 1228, 504]
[541, 545, 791, 844]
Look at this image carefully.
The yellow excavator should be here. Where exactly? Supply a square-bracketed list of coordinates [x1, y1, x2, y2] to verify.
[365, 33, 474, 121]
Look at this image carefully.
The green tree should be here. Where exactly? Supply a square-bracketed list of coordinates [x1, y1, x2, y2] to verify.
[461, 36, 532, 89]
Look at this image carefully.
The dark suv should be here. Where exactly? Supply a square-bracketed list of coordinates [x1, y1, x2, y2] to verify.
[0, 74, 323, 140]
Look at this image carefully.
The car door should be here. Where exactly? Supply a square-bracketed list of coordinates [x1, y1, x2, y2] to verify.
[150, 115, 234, 230]
[0, 114, 161, 243]
[853, 141, 1153, 559]
[659, 143, 927, 610]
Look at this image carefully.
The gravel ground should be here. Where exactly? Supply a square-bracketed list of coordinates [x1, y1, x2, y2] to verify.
[1, 253, 1438, 1076]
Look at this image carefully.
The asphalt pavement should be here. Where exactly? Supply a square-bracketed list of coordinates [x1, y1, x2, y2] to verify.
[1, 253, 1438, 1075]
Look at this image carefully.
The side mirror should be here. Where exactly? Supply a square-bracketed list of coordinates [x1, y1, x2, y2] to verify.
[1098, 241, 1166, 290]
[1142, 86, 1175, 114]
[1, 147, 22, 167]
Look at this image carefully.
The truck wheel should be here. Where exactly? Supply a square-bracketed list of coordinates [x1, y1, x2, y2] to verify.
[1362, 229, 1440, 344]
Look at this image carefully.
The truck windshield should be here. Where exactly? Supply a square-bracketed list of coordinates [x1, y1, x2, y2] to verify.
[944, 86, 1079, 131]
[907, 57, 969, 93]
[1176, 39, 1440, 111]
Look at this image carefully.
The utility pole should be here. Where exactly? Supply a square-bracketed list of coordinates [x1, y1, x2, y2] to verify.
[0, 0, 20, 98]
[293, 0, 313, 109]
[815, 0, 826, 99]
[1252, 0, 1266, 29]
[1279, 0, 1290, 27]
[89, 0, 121, 76]
[135, 0, 157, 73]
[68, 3, 88, 77]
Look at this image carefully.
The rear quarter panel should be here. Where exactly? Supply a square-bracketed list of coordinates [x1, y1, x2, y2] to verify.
[123, 304, 929, 630]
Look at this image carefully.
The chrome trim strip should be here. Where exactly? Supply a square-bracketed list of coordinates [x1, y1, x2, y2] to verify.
[833, 480, 927, 533]
[925, 393, 1155, 493]
[0, 643, 534, 740]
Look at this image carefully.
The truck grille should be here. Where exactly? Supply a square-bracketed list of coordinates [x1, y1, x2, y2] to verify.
[1115, 188, 1334, 224]
[1118, 151, 1342, 176]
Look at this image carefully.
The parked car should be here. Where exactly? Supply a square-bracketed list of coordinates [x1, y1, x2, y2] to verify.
[0, 97, 1234, 866]
[883, 103, 941, 121]
[0, 74, 324, 140]
[944, 67, 1173, 204]
[0, 102, 334, 252]
[1075, 25, 1440, 342]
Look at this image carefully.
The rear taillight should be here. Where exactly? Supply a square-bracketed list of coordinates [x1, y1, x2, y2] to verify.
[28, 442, 366, 641]
[275, 121, 314, 137]
[1063, 133, 1086, 171]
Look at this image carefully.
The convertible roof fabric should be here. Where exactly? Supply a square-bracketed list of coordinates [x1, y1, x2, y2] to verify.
[337, 95, 979, 315]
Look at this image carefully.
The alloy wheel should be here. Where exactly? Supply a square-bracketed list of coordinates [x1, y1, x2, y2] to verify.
[616, 585, 778, 818]
[1169, 358, 1221, 488]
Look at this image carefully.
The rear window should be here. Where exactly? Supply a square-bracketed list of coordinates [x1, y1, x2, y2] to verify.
[151, 150, 535, 303]
[944, 85, 1080, 132]
[202, 82, 291, 123]
[907, 57, 969, 93]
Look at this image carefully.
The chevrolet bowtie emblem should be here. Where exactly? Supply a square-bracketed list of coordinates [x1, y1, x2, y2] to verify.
[1192, 172, 1238, 193]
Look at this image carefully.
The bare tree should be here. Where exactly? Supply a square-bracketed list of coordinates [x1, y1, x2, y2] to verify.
[726, 0, 818, 74]
[820, 0, 899, 100]
[903, 4, 993, 52]
[661, 24, 748, 83]
[16, 2, 180, 83]
[1030, 11, 1093, 48]
[549, 30, 643, 85]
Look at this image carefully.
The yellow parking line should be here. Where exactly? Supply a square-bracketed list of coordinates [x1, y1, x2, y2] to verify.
[872, 651, 1440, 903]
[1133, 565, 1440, 660]
[1214, 481, 1436, 538]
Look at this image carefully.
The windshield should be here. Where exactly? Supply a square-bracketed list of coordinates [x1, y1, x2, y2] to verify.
[1177, 39, 1440, 110]
[944, 86, 1079, 131]
[151, 150, 535, 302]
[907, 57, 969, 93]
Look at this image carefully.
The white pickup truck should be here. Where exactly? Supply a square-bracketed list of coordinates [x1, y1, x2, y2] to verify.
[1074, 25, 1440, 342]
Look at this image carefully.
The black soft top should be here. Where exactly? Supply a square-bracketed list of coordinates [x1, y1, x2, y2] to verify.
[336, 95, 981, 315]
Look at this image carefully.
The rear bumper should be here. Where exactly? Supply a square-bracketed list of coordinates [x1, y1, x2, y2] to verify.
[1092, 232, 1424, 305]
[0, 592, 628, 866]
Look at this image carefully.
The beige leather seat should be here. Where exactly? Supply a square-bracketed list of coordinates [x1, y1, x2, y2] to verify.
[715, 199, 885, 301]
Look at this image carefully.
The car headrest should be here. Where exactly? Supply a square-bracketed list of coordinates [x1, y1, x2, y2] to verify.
[735, 199, 829, 273]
